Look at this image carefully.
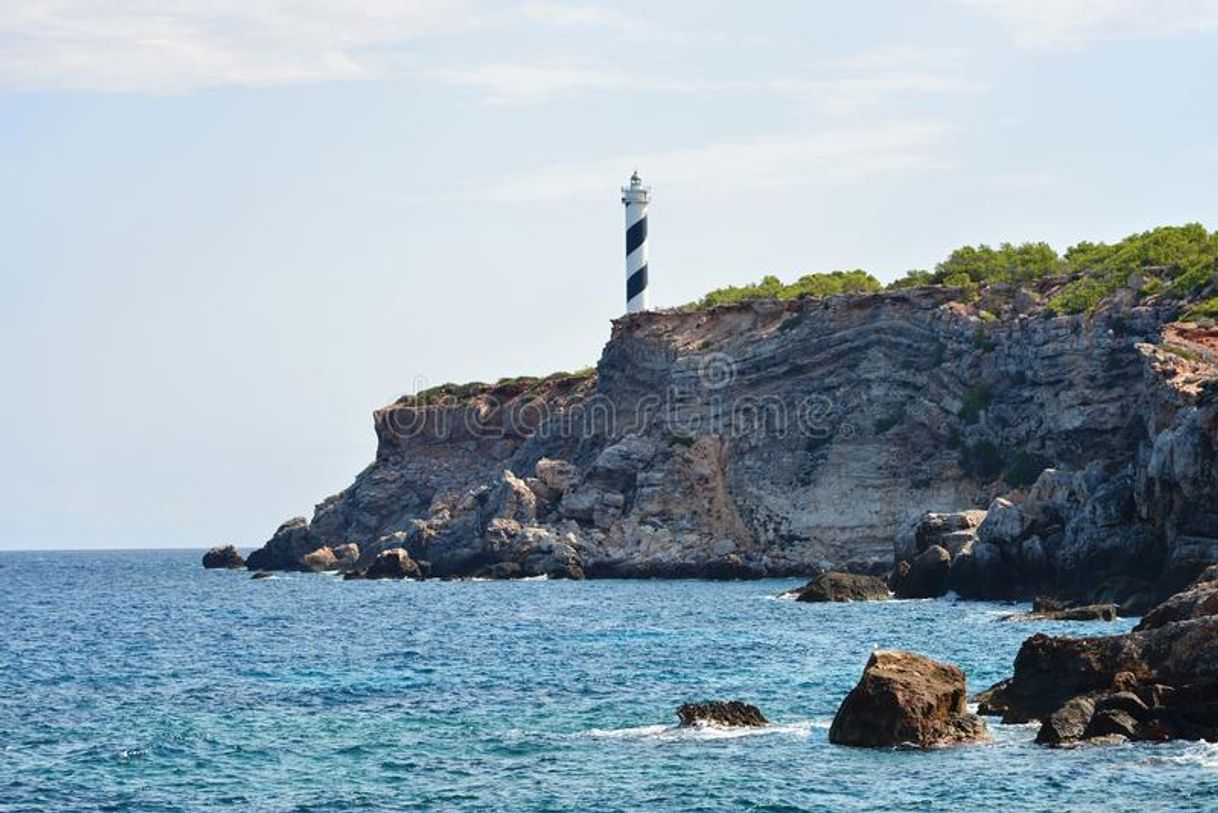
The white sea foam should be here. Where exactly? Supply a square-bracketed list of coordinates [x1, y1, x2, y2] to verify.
[584, 719, 826, 742]
[1144, 741, 1218, 770]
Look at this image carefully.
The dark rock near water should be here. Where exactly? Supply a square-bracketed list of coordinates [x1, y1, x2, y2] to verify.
[202, 544, 244, 569]
[893, 545, 951, 599]
[364, 548, 423, 580]
[244, 517, 320, 572]
[980, 577, 1218, 746]
[676, 700, 768, 728]
[1035, 696, 1096, 746]
[1134, 569, 1218, 631]
[1002, 601, 1118, 622]
[829, 650, 989, 748]
[250, 571, 273, 580]
[792, 572, 890, 603]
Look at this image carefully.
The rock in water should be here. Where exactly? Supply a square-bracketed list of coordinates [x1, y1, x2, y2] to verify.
[202, 545, 244, 569]
[829, 650, 989, 748]
[978, 579, 1218, 745]
[791, 572, 890, 603]
[676, 700, 768, 728]
[363, 548, 422, 580]
[1002, 602, 1118, 622]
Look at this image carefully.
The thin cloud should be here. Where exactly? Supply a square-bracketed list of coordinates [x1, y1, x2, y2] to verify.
[978, 171, 1056, 189]
[445, 121, 956, 203]
[0, 0, 483, 92]
[958, 0, 1218, 48]
[426, 61, 983, 109]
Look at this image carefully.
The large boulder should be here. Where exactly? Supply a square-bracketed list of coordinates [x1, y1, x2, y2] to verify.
[302, 546, 339, 571]
[828, 650, 989, 747]
[894, 510, 985, 563]
[976, 497, 1031, 546]
[202, 544, 244, 569]
[894, 545, 951, 598]
[947, 539, 1004, 599]
[244, 517, 321, 572]
[364, 548, 423, 580]
[792, 572, 890, 603]
[676, 700, 768, 728]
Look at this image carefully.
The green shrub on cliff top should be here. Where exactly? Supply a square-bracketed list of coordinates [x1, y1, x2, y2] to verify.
[1048, 224, 1218, 314]
[690, 224, 1216, 314]
[692, 269, 881, 309]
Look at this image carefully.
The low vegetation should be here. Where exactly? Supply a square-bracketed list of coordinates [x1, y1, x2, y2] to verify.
[690, 224, 1218, 316]
[396, 367, 596, 407]
[689, 270, 881, 309]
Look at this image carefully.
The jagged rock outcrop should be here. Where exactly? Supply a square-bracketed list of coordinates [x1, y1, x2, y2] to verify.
[790, 571, 889, 602]
[829, 650, 989, 747]
[676, 700, 768, 728]
[239, 286, 1218, 587]
[244, 517, 317, 572]
[979, 576, 1218, 745]
[202, 544, 244, 569]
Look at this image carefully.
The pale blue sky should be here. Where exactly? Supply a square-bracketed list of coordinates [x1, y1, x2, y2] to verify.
[3, 1, 1217, 549]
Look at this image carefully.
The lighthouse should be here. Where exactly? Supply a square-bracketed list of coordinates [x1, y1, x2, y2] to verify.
[621, 170, 650, 313]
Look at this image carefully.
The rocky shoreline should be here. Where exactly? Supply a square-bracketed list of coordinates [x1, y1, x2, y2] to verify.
[216, 283, 1216, 602]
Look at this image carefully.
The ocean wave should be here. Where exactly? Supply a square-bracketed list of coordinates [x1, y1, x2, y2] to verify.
[583, 719, 827, 742]
[1143, 741, 1218, 770]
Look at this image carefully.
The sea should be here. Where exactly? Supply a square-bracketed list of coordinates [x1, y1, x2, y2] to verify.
[1, 549, 1215, 812]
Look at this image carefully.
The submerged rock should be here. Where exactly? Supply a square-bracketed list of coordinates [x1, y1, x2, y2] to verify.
[791, 572, 890, 603]
[676, 700, 768, 728]
[202, 544, 244, 569]
[829, 650, 989, 748]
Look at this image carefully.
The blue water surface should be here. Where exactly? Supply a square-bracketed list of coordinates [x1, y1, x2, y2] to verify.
[1, 549, 1215, 812]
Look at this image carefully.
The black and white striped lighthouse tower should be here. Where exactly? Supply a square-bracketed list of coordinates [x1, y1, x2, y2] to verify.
[621, 170, 650, 313]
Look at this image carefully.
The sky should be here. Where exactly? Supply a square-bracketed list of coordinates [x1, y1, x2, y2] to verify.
[2, 0, 1217, 550]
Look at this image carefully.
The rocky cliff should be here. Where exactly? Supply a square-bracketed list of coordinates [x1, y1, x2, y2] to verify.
[244, 284, 1218, 598]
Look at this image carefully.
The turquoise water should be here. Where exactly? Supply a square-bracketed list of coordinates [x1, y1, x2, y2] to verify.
[1, 550, 1215, 812]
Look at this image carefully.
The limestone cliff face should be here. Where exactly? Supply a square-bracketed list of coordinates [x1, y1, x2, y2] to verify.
[244, 287, 1217, 593]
